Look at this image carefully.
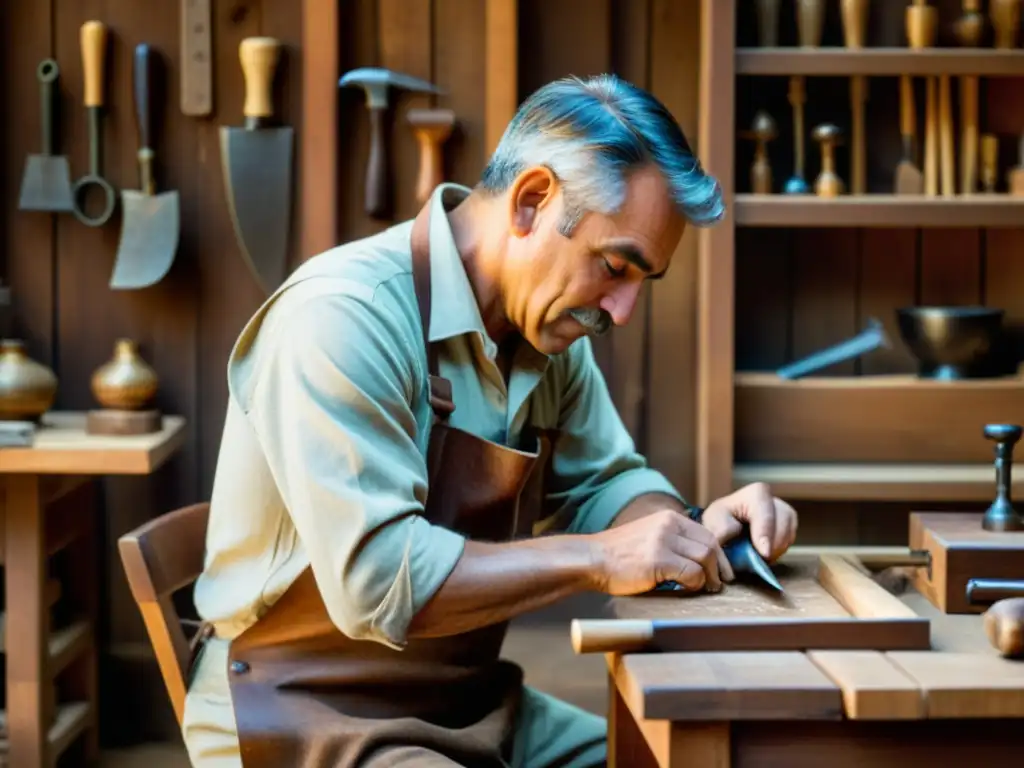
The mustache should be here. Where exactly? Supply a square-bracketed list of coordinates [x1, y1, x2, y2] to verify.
[565, 307, 612, 336]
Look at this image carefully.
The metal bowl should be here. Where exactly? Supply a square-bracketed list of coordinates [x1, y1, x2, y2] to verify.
[896, 306, 1004, 379]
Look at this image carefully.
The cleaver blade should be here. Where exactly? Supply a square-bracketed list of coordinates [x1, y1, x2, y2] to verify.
[110, 190, 181, 289]
[220, 124, 294, 295]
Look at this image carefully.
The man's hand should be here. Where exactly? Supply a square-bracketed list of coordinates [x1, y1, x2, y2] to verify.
[589, 509, 735, 595]
[700, 482, 798, 562]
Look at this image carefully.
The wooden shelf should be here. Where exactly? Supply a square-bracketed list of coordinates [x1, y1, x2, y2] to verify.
[732, 461, 1006, 501]
[734, 372, 1024, 464]
[736, 47, 1024, 76]
[733, 194, 1024, 227]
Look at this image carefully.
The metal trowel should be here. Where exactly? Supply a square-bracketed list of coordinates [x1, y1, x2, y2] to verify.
[110, 44, 180, 289]
[18, 59, 74, 212]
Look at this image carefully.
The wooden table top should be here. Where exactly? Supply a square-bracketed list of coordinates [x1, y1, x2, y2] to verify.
[610, 583, 1024, 723]
[0, 411, 186, 475]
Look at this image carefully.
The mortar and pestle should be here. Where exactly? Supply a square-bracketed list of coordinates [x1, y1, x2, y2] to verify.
[896, 306, 1005, 379]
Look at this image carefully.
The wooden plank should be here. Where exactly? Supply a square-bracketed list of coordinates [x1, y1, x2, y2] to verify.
[1, 0, 56, 367]
[858, 228, 918, 374]
[337, 0, 385, 243]
[733, 461, 1018, 502]
[609, 0, 652, 442]
[484, 0, 517, 157]
[434, 0, 486, 187]
[196, 0, 267, 498]
[920, 228, 982, 304]
[733, 373, 1024, 463]
[378, 0, 433, 222]
[299, 0, 340, 258]
[806, 650, 926, 719]
[790, 229, 859, 375]
[620, 651, 843, 722]
[885, 651, 1024, 718]
[734, 228, 793, 371]
[695, 0, 735, 504]
[649, 0, 704, 499]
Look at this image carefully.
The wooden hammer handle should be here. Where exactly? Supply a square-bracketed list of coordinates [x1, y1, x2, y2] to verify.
[570, 619, 654, 654]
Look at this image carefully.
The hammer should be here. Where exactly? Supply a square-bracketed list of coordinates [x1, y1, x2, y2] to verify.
[339, 67, 443, 219]
[407, 108, 456, 204]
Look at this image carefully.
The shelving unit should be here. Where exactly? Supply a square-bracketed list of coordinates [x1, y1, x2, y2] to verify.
[693, 0, 1024, 506]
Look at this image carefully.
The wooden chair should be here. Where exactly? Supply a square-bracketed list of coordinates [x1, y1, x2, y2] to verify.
[117, 502, 210, 726]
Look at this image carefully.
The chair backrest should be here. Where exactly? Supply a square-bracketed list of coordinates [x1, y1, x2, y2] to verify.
[118, 502, 210, 726]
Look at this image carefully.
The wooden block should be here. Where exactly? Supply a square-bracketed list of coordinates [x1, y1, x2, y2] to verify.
[886, 650, 1024, 718]
[620, 651, 843, 722]
[910, 512, 1024, 614]
[86, 409, 162, 436]
[807, 650, 925, 719]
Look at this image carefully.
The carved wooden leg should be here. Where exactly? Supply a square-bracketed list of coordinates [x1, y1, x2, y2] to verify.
[4, 474, 48, 767]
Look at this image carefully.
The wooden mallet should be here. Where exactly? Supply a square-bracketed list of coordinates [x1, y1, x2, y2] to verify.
[407, 108, 456, 204]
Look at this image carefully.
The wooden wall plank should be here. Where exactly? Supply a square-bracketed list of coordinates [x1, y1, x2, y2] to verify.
[858, 229, 918, 374]
[920, 229, 982, 305]
[484, 0, 518, 157]
[734, 228, 792, 371]
[648, 0, 703, 499]
[378, 0, 433, 223]
[337, 0, 384, 243]
[434, 0, 487, 187]
[790, 230, 859, 375]
[196, 1, 268, 502]
[2, 0, 56, 367]
[608, 0, 652, 443]
[299, 0, 340, 259]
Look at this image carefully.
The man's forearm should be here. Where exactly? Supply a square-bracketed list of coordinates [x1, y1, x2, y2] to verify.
[406, 534, 600, 639]
[609, 491, 692, 527]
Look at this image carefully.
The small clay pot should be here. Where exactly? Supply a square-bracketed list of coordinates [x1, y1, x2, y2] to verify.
[0, 339, 57, 420]
[91, 339, 159, 410]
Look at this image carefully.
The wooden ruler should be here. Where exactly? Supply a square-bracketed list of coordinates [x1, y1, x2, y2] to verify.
[181, 0, 212, 116]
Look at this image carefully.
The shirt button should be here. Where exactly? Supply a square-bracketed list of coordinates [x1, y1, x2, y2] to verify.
[230, 660, 250, 674]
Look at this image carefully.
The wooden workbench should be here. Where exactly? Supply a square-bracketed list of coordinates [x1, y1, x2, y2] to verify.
[606, 587, 1024, 767]
[0, 412, 186, 768]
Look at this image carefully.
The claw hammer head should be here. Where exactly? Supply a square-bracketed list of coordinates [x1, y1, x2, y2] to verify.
[339, 67, 444, 110]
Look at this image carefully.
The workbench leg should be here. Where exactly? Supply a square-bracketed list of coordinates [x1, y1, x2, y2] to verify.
[4, 474, 49, 767]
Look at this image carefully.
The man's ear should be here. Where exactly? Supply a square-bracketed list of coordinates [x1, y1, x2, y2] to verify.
[508, 166, 559, 237]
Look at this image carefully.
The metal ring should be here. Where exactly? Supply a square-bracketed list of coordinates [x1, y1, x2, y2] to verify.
[71, 175, 117, 227]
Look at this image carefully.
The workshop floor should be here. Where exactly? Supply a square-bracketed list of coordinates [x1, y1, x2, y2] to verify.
[98, 592, 610, 766]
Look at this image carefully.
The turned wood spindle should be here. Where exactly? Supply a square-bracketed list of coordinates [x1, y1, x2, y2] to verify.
[813, 123, 844, 197]
[938, 74, 955, 197]
[991, 0, 1021, 49]
[906, 0, 938, 48]
[796, 0, 825, 47]
[981, 133, 999, 192]
[755, 0, 781, 47]
[841, 0, 869, 48]
[783, 76, 810, 194]
[742, 111, 777, 194]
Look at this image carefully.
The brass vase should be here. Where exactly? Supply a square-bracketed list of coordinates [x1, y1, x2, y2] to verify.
[0, 339, 58, 420]
[91, 339, 159, 411]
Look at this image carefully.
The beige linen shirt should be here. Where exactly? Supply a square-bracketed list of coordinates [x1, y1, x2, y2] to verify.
[183, 183, 685, 761]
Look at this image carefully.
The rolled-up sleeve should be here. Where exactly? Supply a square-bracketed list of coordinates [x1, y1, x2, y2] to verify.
[545, 337, 687, 534]
[241, 288, 465, 650]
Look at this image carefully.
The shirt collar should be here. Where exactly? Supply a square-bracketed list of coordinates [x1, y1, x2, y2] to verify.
[422, 183, 550, 375]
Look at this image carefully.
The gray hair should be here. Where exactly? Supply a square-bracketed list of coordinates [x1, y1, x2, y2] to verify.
[479, 74, 725, 236]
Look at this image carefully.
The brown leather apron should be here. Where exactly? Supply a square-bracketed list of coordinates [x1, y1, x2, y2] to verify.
[221, 198, 550, 767]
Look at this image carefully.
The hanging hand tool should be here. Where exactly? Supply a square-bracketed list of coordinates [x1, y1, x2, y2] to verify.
[71, 20, 117, 227]
[407, 108, 456, 204]
[939, 74, 955, 197]
[181, 0, 213, 116]
[339, 67, 444, 219]
[924, 76, 939, 196]
[783, 76, 809, 194]
[220, 37, 294, 295]
[110, 44, 181, 290]
[18, 59, 74, 212]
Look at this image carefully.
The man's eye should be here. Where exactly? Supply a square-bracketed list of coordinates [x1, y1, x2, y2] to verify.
[603, 258, 626, 278]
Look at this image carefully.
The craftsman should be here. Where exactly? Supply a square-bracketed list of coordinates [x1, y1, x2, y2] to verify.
[183, 74, 799, 767]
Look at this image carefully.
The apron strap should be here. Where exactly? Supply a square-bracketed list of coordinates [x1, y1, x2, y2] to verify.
[411, 200, 456, 421]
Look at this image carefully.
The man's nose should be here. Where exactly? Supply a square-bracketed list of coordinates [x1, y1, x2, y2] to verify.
[600, 282, 643, 326]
